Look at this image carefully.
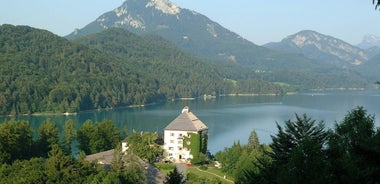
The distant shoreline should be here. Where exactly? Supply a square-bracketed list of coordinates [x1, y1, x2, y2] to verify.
[0, 89, 369, 117]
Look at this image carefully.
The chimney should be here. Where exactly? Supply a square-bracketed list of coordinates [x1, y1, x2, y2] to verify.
[182, 106, 189, 113]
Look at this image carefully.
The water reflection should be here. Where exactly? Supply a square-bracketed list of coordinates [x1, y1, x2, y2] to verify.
[1, 90, 379, 154]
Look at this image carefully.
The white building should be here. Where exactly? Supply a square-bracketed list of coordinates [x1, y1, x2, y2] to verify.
[163, 106, 208, 163]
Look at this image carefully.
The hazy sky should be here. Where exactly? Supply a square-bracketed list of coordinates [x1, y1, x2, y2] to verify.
[0, 0, 379, 45]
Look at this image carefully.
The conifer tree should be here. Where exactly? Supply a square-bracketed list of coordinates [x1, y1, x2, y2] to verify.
[164, 167, 185, 184]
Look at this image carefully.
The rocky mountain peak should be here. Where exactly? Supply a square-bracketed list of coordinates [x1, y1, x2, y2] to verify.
[357, 34, 380, 49]
[146, 0, 180, 15]
[265, 30, 368, 66]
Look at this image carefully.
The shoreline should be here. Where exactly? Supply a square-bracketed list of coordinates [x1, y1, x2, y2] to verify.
[0, 88, 372, 117]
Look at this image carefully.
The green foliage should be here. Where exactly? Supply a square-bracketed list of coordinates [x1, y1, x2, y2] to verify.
[154, 163, 175, 171]
[0, 157, 46, 184]
[183, 132, 208, 165]
[328, 106, 380, 183]
[0, 25, 163, 115]
[243, 108, 380, 184]
[126, 132, 163, 163]
[36, 119, 59, 158]
[215, 133, 270, 182]
[0, 25, 290, 115]
[248, 130, 260, 150]
[164, 167, 185, 184]
[0, 120, 33, 164]
[62, 119, 76, 155]
[109, 144, 147, 184]
[123, 153, 147, 184]
[77, 119, 121, 155]
[45, 144, 77, 184]
[265, 114, 330, 184]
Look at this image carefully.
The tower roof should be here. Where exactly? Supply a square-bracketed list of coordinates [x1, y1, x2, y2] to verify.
[165, 107, 208, 132]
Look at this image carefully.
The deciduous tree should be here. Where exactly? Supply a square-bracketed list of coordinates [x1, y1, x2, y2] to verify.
[328, 106, 380, 183]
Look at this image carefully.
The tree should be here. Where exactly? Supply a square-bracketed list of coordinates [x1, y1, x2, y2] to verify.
[246, 114, 330, 184]
[77, 119, 121, 155]
[0, 157, 46, 183]
[62, 119, 77, 155]
[126, 132, 163, 163]
[328, 106, 380, 183]
[164, 167, 185, 184]
[375, 0, 380, 9]
[36, 119, 59, 158]
[0, 120, 33, 164]
[44, 144, 77, 184]
[248, 130, 260, 151]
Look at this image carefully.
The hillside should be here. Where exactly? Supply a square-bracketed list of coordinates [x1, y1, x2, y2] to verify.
[0, 24, 160, 115]
[0, 25, 285, 115]
[73, 28, 286, 95]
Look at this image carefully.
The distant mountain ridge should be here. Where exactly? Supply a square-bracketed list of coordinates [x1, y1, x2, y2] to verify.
[65, 0, 373, 90]
[264, 30, 368, 67]
[357, 34, 380, 49]
[66, 0, 322, 72]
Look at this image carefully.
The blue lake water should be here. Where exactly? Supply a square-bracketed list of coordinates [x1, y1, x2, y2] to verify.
[2, 89, 380, 154]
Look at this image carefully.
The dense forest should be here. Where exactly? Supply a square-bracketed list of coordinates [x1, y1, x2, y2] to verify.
[0, 24, 285, 115]
[0, 107, 379, 183]
[215, 106, 380, 183]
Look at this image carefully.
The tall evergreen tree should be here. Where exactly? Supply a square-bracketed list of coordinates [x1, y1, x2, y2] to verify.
[44, 144, 76, 184]
[164, 167, 185, 184]
[244, 114, 330, 184]
[62, 119, 77, 155]
[36, 119, 59, 158]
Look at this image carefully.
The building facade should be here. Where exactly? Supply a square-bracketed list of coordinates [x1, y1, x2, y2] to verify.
[163, 106, 208, 163]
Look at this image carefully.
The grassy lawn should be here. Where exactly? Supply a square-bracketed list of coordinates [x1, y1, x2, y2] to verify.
[186, 166, 234, 184]
[154, 163, 234, 183]
[154, 163, 175, 176]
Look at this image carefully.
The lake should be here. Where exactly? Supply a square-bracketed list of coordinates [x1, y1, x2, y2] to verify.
[1, 89, 380, 154]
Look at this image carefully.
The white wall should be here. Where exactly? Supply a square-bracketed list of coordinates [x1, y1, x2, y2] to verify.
[164, 130, 197, 162]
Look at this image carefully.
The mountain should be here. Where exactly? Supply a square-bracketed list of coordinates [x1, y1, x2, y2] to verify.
[264, 30, 368, 67]
[356, 53, 380, 82]
[357, 34, 380, 49]
[66, 0, 323, 72]
[0, 24, 164, 115]
[364, 46, 380, 59]
[0, 24, 285, 115]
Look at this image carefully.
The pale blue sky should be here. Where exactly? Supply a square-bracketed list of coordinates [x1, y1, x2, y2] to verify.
[0, 0, 379, 45]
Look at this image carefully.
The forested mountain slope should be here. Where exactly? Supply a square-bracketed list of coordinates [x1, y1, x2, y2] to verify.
[0, 24, 159, 115]
[0, 25, 284, 115]
[73, 28, 285, 96]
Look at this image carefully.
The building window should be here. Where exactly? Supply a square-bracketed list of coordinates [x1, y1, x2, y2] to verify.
[169, 147, 174, 150]
[179, 147, 182, 150]
[169, 153, 173, 156]
[170, 133, 174, 137]
[178, 140, 183, 144]
[170, 140, 174, 143]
